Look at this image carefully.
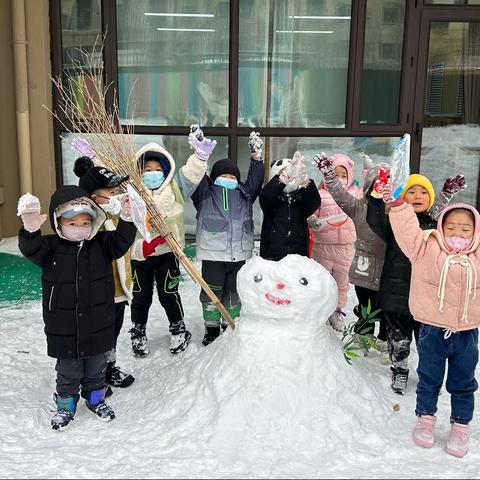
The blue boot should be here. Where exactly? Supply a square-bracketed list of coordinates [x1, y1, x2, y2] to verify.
[51, 393, 79, 431]
[84, 388, 115, 422]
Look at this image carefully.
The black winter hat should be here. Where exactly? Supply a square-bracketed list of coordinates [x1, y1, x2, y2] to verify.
[210, 159, 241, 183]
[138, 151, 171, 177]
[74, 157, 129, 195]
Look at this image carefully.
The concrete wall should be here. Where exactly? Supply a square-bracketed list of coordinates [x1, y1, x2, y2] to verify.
[0, 0, 55, 239]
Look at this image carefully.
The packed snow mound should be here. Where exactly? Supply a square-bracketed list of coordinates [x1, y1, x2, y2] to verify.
[153, 255, 392, 466]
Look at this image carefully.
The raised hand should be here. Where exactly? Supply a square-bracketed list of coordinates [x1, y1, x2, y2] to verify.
[442, 175, 466, 196]
[248, 131, 263, 161]
[17, 193, 47, 233]
[379, 183, 394, 204]
[119, 195, 133, 222]
[71, 137, 94, 158]
[360, 152, 374, 172]
[313, 152, 335, 182]
[188, 124, 217, 162]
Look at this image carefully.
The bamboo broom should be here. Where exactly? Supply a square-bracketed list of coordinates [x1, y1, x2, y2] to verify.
[45, 42, 236, 329]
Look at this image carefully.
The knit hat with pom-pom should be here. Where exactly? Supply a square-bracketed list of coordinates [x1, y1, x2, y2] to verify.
[73, 157, 129, 194]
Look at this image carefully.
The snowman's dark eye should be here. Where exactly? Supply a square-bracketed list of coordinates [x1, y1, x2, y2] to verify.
[299, 277, 308, 286]
[254, 274, 263, 283]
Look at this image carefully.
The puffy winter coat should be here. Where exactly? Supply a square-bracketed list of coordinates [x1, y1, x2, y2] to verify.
[390, 202, 480, 332]
[259, 177, 320, 260]
[367, 198, 438, 315]
[311, 154, 363, 246]
[130, 142, 208, 261]
[192, 159, 264, 262]
[18, 185, 137, 359]
[323, 167, 385, 291]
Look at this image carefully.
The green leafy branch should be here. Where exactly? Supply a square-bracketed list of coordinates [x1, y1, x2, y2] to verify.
[342, 299, 382, 365]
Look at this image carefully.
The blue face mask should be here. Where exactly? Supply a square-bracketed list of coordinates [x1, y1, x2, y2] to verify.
[142, 171, 165, 190]
[214, 177, 238, 190]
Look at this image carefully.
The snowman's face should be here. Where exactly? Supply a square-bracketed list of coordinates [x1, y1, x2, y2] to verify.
[237, 254, 338, 323]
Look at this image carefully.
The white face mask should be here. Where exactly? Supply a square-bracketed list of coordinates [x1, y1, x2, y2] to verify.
[61, 225, 92, 242]
[99, 195, 122, 216]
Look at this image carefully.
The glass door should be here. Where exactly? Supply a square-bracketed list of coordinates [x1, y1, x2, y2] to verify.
[412, 9, 480, 207]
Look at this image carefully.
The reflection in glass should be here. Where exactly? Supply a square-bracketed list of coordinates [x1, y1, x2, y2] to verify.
[360, 0, 406, 124]
[61, 132, 228, 234]
[238, 136, 400, 232]
[420, 22, 480, 207]
[238, 0, 352, 128]
[116, 0, 229, 126]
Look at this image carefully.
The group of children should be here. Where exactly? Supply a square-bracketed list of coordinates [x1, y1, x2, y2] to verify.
[17, 128, 478, 458]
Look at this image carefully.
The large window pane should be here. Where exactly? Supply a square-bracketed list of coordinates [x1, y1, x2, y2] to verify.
[116, 0, 229, 126]
[420, 22, 480, 207]
[238, 0, 352, 128]
[61, 132, 228, 234]
[60, 0, 103, 115]
[425, 1, 480, 4]
[360, 0, 406, 124]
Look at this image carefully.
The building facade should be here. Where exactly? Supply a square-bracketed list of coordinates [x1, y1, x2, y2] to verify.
[1, 0, 479, 237]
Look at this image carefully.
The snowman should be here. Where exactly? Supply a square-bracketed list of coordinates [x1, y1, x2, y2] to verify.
[152, 254, 391, 467]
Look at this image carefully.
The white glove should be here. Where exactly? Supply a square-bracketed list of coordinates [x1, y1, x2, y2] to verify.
[120, 195, 133, 222]
[280, 151, 309, 189]
[248, 131, 263, 161]
[17, 193, 47, 233]
[361, 152, 374, 172]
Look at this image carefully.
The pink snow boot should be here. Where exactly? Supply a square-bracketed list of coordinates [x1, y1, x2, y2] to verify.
[445, 423, 469, 458]
[412, 415, 436, 448]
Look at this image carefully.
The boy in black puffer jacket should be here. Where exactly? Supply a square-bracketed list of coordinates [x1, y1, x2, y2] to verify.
[259, 152, 320, 261]
[17, 186, 137, 430]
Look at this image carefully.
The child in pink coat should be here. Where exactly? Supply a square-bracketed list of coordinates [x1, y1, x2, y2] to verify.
[388, 198, 480, 458]
[309, 153, 363, 331]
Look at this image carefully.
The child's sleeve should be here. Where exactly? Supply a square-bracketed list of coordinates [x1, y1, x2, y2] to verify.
[389, 202, 428, 263]
[18, 229, 53, 268]
[176, 154, 209, 199]
[101, 218, 137, 260]
[300, 180, 321, 218]
[366, 197, 390, 242]
[259, 176, 285, 213]
[242, 159, 265, 202]
[324, 176, 362, 219]
[190, 175, 211, 209]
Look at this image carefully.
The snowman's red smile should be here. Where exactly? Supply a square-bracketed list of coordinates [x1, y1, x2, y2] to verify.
[265, 292, 291, 305]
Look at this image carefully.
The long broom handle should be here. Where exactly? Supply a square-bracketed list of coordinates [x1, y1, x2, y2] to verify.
[145, 205, 236, 330]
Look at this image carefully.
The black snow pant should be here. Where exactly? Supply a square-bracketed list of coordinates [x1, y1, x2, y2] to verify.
[200, 260, 245, 327]
[353, 285, 387, 341]
[55, 352, 107, 397]
[131, 253, 185, 335]
[384, 311, 421, 371]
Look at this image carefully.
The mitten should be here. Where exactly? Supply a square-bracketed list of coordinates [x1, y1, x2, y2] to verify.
[361, 152, 374, 172]
[313, 152, 335, 182]
[248, 131, 263, 161]
[188, 124, 217, 162]
[142, 235, 166, 258]
[307, 216, 327, 232]
[120, 195, 133, 222]
[17, 193, 47, 233]
[291, 152, 309, 188]
[373, 166, 389, 194]
[442, 175, 466, 196]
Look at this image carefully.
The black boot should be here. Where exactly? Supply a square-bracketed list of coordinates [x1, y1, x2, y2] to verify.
[129, 323, 149, 357]
[202, 326, 221, 346]
[391, 367, 409, 395]
[106, 361, 135, 388]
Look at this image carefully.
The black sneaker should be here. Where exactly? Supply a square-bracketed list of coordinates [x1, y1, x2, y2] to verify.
[106, 362, 135, 388]
[129, 324, 149, 357]
[202, 326, 221, 346]
[170, 330, 192, 355]
[391, 367, 409, 395]
[86, 400, 115, 422]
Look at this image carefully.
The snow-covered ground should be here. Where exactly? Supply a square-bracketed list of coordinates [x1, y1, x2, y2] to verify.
[0, 240, 479, 479]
